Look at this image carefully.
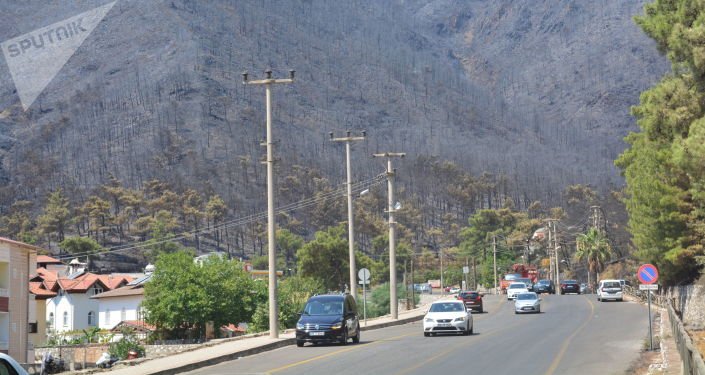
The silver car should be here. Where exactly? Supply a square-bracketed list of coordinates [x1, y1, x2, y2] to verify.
[514, 292, 541, 314]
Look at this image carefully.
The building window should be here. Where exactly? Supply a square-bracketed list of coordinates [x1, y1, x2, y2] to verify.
[48, 312, 54, 328]
[121, 307, 126, 322]
[88, 311, 95, 326]
[28, 322, 38, 333]
[63, 311, 68, 327]
[91, 285, 103, 296]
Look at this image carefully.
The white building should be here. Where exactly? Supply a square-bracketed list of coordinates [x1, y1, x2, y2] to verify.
[92, 265, 152, 330]
[38, 260, 132, 333]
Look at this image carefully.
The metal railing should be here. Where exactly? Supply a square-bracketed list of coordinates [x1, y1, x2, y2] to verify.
[624, 285, 705, 374]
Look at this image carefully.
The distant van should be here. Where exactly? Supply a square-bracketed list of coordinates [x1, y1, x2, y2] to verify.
[597, 279, 623, 302]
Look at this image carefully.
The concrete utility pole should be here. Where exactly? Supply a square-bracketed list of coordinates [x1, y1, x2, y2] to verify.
[546, 219, 554, 281]
[373, 152, 405, 319]
[554, 222, 561, 286]
[331, 131, 366, 300]
[242, 69, 294, 339]
[493, 235, 498, 294]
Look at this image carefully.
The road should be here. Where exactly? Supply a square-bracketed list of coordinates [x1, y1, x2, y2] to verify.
[185, 293, 647, 375]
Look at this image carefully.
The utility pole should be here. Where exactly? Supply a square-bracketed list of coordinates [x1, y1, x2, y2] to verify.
[554, 222, 561, 286]
[373, 152, 405, 319]
[440, 248, 444, 293]
[493, 235, 497, 294]
[331, 130, 366, 300]
[546, 220, 554, 281]
[464, 257, 469, 291]
[242, 69, 294, 339]
[472, 257, 477, 290]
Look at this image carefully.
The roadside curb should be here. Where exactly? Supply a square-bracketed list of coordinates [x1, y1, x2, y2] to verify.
[90, 309, 429, 375]
[148, 338, 297, 375]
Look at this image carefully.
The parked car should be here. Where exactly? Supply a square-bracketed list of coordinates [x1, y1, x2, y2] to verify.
[457, 291, 484, 313]
[448, 287, 461, 294]
[560, 280, 580, 294]
[423, 300, 473, 336]
[516, 277, 534, 291]
[296, 293, 360, 347]
[597, 280, 624, 302]
[514, 292, 541, 314]
[0, 353, 29, 375]
[534, 279, 555, 294]
[579, 283, 591, 294]
[414, 283, 432, 294]
[507, 282, 529, 300]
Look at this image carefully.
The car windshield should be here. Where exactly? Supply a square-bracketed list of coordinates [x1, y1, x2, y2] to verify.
[429, 302, 465, 312]
[516, 294, 537, 300]
[303, 299, 344, 315]
[538, 280, 549, 285]
[509, 284, 526, 289]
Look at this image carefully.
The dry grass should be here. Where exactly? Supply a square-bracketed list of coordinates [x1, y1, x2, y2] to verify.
[690, 329, 705, 359]
[626, 349, 661, 374]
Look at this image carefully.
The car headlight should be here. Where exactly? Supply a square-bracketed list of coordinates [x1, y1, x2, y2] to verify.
[424, 318, 434, 323]
[454, 317, 465, 322]
[331, 323, 342, 330]
[296, 323, 305, 330]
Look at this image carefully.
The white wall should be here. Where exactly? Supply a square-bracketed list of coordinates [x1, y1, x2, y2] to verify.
[98, 295, 143, 329]
[46, 292, 101, 332]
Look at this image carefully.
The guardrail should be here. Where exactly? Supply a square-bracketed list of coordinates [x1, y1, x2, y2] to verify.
[623, 285, 705, 374]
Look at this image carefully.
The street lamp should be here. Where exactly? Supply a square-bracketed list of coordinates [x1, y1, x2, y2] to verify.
[242, 69, 294, 339]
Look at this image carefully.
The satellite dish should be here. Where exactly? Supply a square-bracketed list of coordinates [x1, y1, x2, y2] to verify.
[393, 201, 402, 210]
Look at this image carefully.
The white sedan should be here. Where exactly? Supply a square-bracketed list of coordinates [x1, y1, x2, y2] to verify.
[514, 292, 541, 314]
[507, 282, 529, 300]
[423, 300, 473, 336]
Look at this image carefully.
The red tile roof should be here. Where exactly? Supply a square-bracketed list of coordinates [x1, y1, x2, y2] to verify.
[36, 255, 63, 264]
[111, 320, 156, 333]
[29, 281, 57, 299]
[32, 268, 133, 294]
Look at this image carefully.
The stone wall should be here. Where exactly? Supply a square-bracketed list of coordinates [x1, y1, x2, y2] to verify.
[145, 343, 201, 358]
[34, 344, 109, 369]
[666, 285, 705, 330]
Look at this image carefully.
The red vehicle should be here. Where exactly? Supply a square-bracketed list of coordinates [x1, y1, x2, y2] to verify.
[457, 291, 484, 313]
[500, 264, 538, 294]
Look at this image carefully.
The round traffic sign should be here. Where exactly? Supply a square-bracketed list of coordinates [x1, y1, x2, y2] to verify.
[358, 268, 370, 281]
[637, 264, 659, 285]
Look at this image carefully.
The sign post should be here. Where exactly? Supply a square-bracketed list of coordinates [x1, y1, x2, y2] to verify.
[637, 264, 659, 351]
[358, 268, 370, 326]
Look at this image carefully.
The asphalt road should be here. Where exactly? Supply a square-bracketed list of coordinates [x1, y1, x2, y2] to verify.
[184, 293, 648, 375]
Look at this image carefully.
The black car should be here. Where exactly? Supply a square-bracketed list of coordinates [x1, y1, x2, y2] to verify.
[560, 280, 581, 295]
[534, 279, 555, 294]
[296, 294, 360, 347]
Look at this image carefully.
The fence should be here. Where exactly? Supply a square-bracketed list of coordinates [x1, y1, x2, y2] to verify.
[624, 285, 705, 374]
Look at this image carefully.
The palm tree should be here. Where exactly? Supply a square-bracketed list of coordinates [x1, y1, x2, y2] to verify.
[575, 228, 612, 290]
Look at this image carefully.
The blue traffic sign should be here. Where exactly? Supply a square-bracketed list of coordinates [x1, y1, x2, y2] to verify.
[637, 264, 659, 285]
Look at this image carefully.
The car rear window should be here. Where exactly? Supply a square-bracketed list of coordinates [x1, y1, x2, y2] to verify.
[603, 282, 621, 288]
[460, 292, 478, 299]
[563, 280, 578, 284]
[516, 294, 537, 300]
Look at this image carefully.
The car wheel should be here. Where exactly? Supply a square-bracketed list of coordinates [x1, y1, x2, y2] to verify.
[352, 326, 360, 343]
[618, 298, 623, 302]
[340, 330, 348, 345]
[537, 307, 541, 313]
[469, 324, 474, 335]
[424, 332, 430, 337]
[514, 310, 518, 314]
[296, 340, 304, 347]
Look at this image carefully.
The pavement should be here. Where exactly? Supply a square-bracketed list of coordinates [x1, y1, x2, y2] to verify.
[72, 293, 446, 375]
